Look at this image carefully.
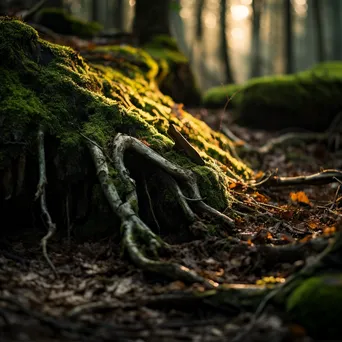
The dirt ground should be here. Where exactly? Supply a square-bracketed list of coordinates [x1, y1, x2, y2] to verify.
[1, 109, 341, 342]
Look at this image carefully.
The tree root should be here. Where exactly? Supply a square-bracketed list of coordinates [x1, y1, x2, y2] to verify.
[88, 138, 221, 287]
[35, 128, 57, 278]
[255, 169, 342, 187]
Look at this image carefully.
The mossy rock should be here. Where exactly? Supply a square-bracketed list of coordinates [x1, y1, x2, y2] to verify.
[203, 62, 342, 131]
[286, 274, 342, 339]
[203, 83, 243, 109]
[144, 35, 202, 106]
[35, 7, 103, 38]
[0, 18, 252, 236]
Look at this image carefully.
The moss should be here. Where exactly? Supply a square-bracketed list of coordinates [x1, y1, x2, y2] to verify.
[203, 62, 342, 130]
[286, 274, 342, 339]
[92, 45, 159, 81]
[0, 18, 254, 235]
[203, 83, 243, 109]
[35, 8, 102, 38]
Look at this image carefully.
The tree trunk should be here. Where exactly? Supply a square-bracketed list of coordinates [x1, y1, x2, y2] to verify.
[133, 0, 171, 45]
[284, 0, 293, 74]
[220, 0, 235, 84]
[332, 0, 341, 60]
[114, 0, 124, 31]
[195, 0, 205, 41]
[312, 0, 325, 62]
[250, 0, 264, 78]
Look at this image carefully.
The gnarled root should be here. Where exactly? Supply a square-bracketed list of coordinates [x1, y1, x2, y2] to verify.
[88, 137, 223, 287]
[88, 133, 238, 286]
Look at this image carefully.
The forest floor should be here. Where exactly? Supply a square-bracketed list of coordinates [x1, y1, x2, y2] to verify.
[1, 109, 342, 342]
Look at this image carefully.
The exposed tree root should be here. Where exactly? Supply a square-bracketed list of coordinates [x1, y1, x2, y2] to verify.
[35, 128, 57, 278]
[88, 138, 220, 287]
[255, 169, 342, 187]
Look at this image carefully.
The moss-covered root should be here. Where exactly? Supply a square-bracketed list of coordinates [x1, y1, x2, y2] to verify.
[112, 134, 235, 228]
[35, 128, 57, 278]
[88, 134, 235, 286]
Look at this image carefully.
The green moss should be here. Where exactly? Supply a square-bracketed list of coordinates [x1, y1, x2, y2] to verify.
[93, 45, 159, 81]
[203, 62, 342, 130]
[203, 83, 243, 109]
[35, 8, 102, 38]
[0, 18, 254, 234]
[286, 274, 342, 339]
[144, 35, 179, 51]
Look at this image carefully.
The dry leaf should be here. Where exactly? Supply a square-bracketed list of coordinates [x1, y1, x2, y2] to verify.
[290, 191, 311, 205]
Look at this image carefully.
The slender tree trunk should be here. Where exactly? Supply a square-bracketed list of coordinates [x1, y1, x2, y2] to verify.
[92, 0, 98, 22]
[332, 0, 341, 60]
[133, 0, 171, 45]
[195, 0, 205, 41]
[250, 0, 264, 78]
[220, 0, 235, 83]
[284, 0, 293, 74]
[115, 0, 124, 31]
[312, 0, 325, 62]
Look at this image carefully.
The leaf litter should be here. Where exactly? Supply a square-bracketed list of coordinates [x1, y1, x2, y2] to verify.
[1, 109, 342, 342]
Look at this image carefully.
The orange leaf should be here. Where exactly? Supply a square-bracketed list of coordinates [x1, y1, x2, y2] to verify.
[308, 221, 318, 229]
[323, 226, 336, 235]
[290, 191, 311, 205]
[252, 191, 269, 203]
[229, 182, 237, 189]
[255, 171, 264, 180]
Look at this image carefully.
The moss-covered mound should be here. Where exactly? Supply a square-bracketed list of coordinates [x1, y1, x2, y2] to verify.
[286, 274, 342, 339]
[144, 35, 202, 106]
[0, 18, 252, 236]
[203, 62, 342, 131]
[35, 7, 102, 38]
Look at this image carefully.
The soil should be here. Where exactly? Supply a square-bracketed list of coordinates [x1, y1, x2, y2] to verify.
[1, 109, 341, 342]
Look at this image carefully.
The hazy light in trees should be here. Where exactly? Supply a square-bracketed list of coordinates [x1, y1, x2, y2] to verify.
[241, 0, 253, 5]
[204, 12, 217, 29]
[230, 5, 250, 21]
[231, 27, 244, 41]
[180, 8, 192, 19]
[292, 0, 308, 17]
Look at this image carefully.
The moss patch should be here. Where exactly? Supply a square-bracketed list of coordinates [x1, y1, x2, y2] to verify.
[0, 18, 253, 235]
[286, 274, 342, 339]
[203, 62, 342, 131]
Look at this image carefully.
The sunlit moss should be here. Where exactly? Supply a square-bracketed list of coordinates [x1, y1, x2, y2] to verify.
[0, 18, 253, 222]
[203, 62, 342, 130]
